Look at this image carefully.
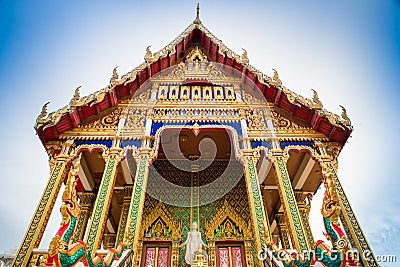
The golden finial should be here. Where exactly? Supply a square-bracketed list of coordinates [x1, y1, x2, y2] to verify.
[110, 66, 119, 86]
[241, 48, 249, 64]
[339, 105, 351, 127]
[144, 46, 153, 63]
[70, 86, 81, 106]
[37, 102, 50, 123]
[193, 3, 201, 25]
[311, 89, 323, 109]
[271, 69, 282, 88]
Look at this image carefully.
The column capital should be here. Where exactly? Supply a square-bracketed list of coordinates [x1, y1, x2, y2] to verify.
[103, 146, 124, 163]
[123, 185, 133, 198]
[240, 149, 260, 162]
[275, 213, 286, 226]
[77, 192, 96, 207]
[270, 149, 289, 165]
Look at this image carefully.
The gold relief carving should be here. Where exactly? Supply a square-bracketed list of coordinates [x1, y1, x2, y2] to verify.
[80, 108, 122, 129]
[272, 110, 305, 130]
[141, 202, 181, 240]
[244, 240, 255, 267]
[124, 108, 146, 129]
[204, 200, 252, 240]
[186, 46, 207, 62]
[152, 107, 239, 123]
[241, 90, 265, 105]
[103, 234, 117, 250]
[276, 213, 292, 249]
[271, 110, 329, 141]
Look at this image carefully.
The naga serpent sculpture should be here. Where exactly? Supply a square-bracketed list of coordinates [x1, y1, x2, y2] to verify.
[268, 178, 358, 267]
[46, 163, 124, 267]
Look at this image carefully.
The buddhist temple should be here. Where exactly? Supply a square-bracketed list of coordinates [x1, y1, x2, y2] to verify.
[11, 5, 378, 267]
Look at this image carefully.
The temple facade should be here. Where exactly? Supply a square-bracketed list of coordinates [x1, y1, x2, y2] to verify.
[11, 7, 378, 267]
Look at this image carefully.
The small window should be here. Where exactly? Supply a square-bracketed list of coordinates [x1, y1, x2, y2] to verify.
[172, 90, 176, 96]
[194, 90, 198, 95]
[217, 90, 221, 96]
[183, 90, 187, 95]
[161, 90, 165, 96]
[206, 90, 210, 96]
[227, 91, 232, 96]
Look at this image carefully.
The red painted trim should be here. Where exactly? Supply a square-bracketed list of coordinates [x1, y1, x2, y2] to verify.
[37, 26, 351, 146]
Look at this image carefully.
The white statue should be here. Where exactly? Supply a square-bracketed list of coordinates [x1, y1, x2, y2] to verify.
[181, 221, 208, 265]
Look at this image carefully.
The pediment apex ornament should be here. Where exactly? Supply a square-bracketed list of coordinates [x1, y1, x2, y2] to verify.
[271, 68, 282, 88]
[193, 3, 201, 25]
[154, 59, 231, 83]
[36, 101, 50, 125]
[69, 86, 82, 107]
[186, 46, 208, 62]
[311, 89, 323, 109]
[339, 105, 351, 127]
[144, 46, 153, 63]
[241, 48, 249, 65]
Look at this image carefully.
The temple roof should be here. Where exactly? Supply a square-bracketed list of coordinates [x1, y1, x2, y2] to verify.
[34, 7, 352, 145]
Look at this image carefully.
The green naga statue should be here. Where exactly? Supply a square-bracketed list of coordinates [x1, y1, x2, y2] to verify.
[268, 178, 358, 267]
[46, 163, 124, 267]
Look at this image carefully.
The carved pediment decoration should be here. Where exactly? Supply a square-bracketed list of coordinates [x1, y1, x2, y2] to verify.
[81, 108, 122, 129]
[186, 46, 208, 62]
[141, 202, 181, 240]
[204, 200, 252, 240]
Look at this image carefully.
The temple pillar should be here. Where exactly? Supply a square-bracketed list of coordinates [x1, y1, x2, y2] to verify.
[244, 240, 255, 267]
[242, 151, 272, 255]
[275, 213, 292, 249]
[207, 240, 216, 267]
[73, 192, 96, 242]
[320, 158, 378, 267]
[271, 149, 309, 252]
[84, 144, 124, 256]
[294, 191, 314, 249]
[115, 185, 133, 245]
[123, 148, 151, 254]
[171, 240, 181, 267]
[103, 234, 117, 249]
[11, 141, 74, 267]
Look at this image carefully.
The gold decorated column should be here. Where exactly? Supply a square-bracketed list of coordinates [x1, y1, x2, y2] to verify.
[84, 145, 123, 256]
[11, 141, 74, 267]
[242, 151, 272, 254]
[115, 185, 133, 245]
[275, 213, 292, 249]
[103, 234, 117, 249]
[320, 159, 378, 267]
[123, 148, 151, 252]
[73, 192, 96, 242]
[294, 191, 314, 249]
[271, 149, 309, 252]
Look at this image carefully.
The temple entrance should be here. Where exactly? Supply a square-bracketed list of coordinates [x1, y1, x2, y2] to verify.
[139, 126, 254, 266]
[143, 242, 172, 267]
[216, 243, 245, 267]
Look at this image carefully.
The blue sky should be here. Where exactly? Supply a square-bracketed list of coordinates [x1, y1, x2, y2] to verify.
[0, 0, 399, 265]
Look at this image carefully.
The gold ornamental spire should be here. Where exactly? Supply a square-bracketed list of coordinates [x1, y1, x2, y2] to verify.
[193, 3, 201, 25]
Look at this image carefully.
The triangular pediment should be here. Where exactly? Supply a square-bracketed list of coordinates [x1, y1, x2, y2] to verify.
[35, 17, 352, 146]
